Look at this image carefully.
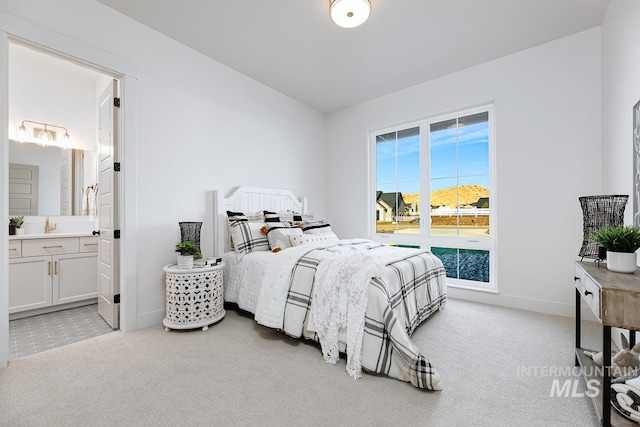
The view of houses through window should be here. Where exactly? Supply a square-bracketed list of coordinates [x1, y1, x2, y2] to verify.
[372, 106, 495, 289]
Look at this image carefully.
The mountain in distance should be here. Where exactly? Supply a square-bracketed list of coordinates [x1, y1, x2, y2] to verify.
[404, 185, 489, 208]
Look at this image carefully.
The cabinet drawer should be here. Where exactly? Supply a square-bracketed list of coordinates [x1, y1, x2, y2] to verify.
[79, 236, 99, 253]
[574, 264, 585, 284]
[8, 240, 21, 258]
[574, 263, 601, 320]
[582, 275, 601, 320]
[574, 264, 586, 292]
[22, 238, 79, 257]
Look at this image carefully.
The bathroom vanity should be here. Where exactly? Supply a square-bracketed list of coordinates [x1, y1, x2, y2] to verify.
[8, 233, 98, 319]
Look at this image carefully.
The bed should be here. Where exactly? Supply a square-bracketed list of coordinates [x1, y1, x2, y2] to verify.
[212, 186, 447, 390]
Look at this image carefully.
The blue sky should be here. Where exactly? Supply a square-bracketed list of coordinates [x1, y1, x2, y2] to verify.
[376, 122, 489, 194]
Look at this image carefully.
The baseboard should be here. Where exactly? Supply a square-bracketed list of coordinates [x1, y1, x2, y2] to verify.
[9, 299, 98, 321]
[446, 287, 599, 322]
[136, 308, 164, 330]
[135, 289, 602, 331]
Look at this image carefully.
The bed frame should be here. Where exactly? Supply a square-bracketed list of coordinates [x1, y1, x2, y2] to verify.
[212, 186, 308, 257]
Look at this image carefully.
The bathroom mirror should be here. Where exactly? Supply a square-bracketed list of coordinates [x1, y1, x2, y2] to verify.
[8, 140, 97, 216]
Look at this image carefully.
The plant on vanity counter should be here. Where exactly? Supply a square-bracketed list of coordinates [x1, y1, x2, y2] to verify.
[9, 216, 24, 229]
[9, 216, 25, 236]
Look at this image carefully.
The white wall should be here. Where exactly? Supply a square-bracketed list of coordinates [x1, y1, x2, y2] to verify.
[0, 0, 326, 329]
[325, 28, 602, 317]
[8, 47, 98, 151]
[601, 0, 640, 221]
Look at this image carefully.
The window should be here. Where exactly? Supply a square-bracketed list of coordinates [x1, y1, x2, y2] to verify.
[371, 105, 495, 291]
[375, 127, 420, 235]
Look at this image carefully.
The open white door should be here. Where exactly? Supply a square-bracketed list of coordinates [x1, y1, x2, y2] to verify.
[97, 79, 119, 329]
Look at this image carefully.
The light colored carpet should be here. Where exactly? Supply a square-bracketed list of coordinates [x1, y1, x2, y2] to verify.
[0, 298, 600, 427]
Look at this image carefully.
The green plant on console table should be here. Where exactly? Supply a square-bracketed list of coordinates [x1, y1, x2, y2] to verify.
[592, 225, 640, 253]
[175, 240, 202, 258]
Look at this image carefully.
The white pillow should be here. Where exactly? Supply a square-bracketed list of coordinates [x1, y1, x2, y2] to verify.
[289, 231, 339, 247]
[267, 227, 303, 252]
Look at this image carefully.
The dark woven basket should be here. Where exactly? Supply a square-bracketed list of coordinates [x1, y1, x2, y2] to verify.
[179, 222, 202, 249]
[578, 195, 628, 259]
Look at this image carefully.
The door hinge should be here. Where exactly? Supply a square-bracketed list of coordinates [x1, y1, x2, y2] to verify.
[114, 162, 121, 172]
[114, 97, 121, 108]
[114, 230, 121, 239]
[114, 294, 120, 304]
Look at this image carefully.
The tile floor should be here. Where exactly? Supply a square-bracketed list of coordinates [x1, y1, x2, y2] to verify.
[9, 304, 114, 359]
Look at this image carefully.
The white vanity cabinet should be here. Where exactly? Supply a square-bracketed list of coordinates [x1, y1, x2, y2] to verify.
[9, 236, 98, 315]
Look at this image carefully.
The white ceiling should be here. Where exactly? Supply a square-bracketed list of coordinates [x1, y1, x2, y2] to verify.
[97, 0, 609, 113]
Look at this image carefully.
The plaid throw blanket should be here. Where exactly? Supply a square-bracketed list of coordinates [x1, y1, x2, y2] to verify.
[255, 239, 447, 390]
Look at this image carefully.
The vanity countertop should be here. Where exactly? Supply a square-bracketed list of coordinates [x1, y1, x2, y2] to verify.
[9, 232, 97, 240]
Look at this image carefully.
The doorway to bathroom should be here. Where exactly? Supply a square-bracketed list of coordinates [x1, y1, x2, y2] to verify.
[6, 41, 122, 358]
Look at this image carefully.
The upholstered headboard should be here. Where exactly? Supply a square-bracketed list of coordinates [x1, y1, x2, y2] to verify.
[211, 186, 308, 257]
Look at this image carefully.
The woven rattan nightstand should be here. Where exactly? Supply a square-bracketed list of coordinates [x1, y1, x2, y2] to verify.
[163, 263, 225, 331]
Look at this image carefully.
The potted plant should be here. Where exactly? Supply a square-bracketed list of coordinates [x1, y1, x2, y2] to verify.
[175, 240, 202, 269]
[592, 225, 640, 273]
[9, 216, 24, 236]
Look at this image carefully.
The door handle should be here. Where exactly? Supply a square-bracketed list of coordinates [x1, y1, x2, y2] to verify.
[54, 261, 57, 275]
[48, 261, 52, 276]
[92, 230, 100, 236]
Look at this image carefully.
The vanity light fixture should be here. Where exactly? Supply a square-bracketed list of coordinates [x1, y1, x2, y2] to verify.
[329, 0, 371, 28]
[38, 125, 53, 142]
[15, 120, 72, 149]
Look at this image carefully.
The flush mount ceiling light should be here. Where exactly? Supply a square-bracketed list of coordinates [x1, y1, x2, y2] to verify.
[329, 0, 371, 28]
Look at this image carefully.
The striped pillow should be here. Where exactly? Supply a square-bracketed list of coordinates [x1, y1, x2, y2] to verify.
[300, 220, 332, 234]
[263, 210, 313, 223]
[227, 210, 263, 222]
[228, 220, 269, 260]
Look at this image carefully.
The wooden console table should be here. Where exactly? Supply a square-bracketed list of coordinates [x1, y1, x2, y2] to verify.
[574, 261, 640, 427]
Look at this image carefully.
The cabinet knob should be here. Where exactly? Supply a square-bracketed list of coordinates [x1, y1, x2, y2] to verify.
[92, 230, 100, 236]
[584, 290, 593, 296]
[574, 276, 579, 281]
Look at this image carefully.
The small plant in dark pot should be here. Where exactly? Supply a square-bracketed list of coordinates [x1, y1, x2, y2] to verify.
[592, 225, 640, 273]
[9, 216, 24, 236]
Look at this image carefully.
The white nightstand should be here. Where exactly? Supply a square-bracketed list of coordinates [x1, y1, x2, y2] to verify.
[163, 262, 225, 331]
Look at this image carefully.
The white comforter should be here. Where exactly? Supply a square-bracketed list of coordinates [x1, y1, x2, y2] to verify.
[255, 239, 371, 328]
[250, 239, 447, 390]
